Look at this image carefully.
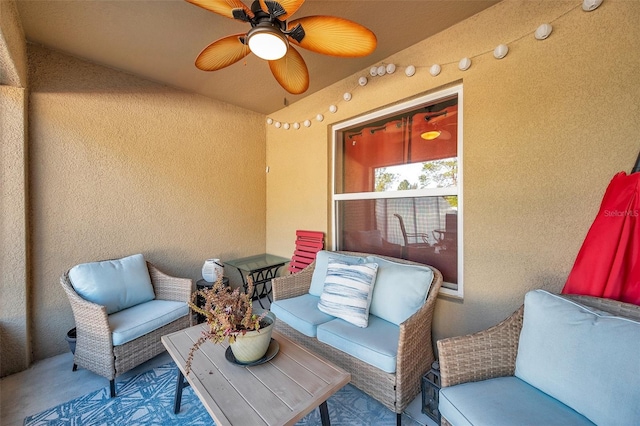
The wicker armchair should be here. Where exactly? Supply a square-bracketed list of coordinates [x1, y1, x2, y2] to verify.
[272, 251, 443, 424]
[436, 294, 640, 426]
[60, 261, 192, 397]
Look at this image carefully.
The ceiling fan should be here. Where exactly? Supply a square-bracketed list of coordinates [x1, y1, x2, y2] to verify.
[185, 0, 377, 94]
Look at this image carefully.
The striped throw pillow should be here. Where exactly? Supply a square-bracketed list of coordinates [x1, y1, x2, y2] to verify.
[318, 260, 379, 328]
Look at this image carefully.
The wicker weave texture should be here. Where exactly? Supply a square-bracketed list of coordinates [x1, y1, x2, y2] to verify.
[114, 315, 190, 375]
[437, 305, 523, 388]
[148, 262, 192, 303]
[272, 265, 314, 300]
[60, 261, 192, 383]
[272, 251, 443, 414]
[436, 292, 640, 425]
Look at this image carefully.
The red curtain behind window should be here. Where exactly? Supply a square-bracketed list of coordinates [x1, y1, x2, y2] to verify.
[341, 107, 458, 194]
[562, 171, 640, 305]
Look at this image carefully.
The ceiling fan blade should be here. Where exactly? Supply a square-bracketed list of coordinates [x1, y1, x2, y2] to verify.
[287, 16, 377, 57]
[268, 45, 309, 94]
[185, 0, 253, 21]
[195, 34, 251, 71]
[258, 0, 305, 21]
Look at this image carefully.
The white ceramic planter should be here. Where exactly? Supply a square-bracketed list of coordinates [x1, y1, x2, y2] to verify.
[229, 312, 275, 363]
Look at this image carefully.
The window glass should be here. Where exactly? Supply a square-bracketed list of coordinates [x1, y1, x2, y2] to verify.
[332, 87, 463, 296]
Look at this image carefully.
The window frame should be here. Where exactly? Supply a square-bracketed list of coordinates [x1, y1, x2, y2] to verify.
[330, 85, 464, 298]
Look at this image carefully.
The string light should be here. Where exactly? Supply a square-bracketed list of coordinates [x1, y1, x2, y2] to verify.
[493, 44, 509, 59]
[266, 1, 597, 131]
[458, 57, 472, 71]
[535, 24, 553, 40]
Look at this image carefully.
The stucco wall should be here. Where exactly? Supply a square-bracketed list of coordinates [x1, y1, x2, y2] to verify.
[265, 0, 640, 342]
[0, 0, 30, 377]
[27, 45, 266, 360]
[1, 85, 30, 376]
[0, 0, 28, 86]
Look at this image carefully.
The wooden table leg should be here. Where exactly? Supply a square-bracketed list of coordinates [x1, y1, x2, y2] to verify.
[319, 401, 331, 426]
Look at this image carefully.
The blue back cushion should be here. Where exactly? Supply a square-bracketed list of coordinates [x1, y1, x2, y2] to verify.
[366, 256, 434, 325]
[69, 253, 155, 314]
[515, 290, 640, 426]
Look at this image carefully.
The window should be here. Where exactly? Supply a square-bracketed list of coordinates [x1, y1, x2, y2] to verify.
[332, 86, 463, 297]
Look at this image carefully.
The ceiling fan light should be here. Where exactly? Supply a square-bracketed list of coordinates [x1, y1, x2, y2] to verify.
[247, 25, 288, 60]
[421, 130, 441, 141]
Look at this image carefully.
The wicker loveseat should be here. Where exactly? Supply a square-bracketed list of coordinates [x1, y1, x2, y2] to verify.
[60, 254, 192, 397]
[437, 290, 640, 426]
[271, 251, 442, 425]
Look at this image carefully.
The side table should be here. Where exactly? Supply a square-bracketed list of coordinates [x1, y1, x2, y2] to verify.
[224, 254, 289, 309]
[194, 277, 229, 323]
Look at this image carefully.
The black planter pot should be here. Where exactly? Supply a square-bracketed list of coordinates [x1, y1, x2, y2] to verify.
[66, 328, 77, 354]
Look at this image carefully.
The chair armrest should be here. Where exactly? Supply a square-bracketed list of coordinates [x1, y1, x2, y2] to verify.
[395, 266, 443, 407]
[272, 261, 315, 301]
[437, 305, 524, 387]
[148, 262, 192, 303]
[60, 273, 113, 357]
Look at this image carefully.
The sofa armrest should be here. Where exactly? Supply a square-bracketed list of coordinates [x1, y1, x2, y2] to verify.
[395, 266, 443, 408]
[437, 305, 524, 388]
[148, 262, 192, 304]
[272, 261, 315, 301]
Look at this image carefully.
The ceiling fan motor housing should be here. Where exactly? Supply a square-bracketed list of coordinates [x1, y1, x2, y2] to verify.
[256, 0, 286, 19]
[245, 1, 305, 48]
[185, 0, 376, 94]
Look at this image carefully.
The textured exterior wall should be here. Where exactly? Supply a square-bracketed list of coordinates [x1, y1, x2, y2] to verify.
[27, 45, 266, 360]
[0, 0, 29, 377]
[0, 0, 28, 86]
[265, 0, 640, 341]
[0, 85, 30, 376]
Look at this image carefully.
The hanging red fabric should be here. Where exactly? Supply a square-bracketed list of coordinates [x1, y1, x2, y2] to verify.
[562, 171, 640, 305]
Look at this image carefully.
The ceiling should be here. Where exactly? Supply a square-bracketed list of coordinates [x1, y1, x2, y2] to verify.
[15, 0, 499, 115]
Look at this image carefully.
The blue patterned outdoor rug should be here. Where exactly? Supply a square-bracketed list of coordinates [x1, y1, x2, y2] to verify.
[24, 362, 418, 425]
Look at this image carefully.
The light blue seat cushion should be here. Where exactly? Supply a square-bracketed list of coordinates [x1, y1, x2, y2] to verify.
[308, 251, 367, 296]
[365, 256, 433, 325]
[109, 300, 189, 346]
[515, 290, 640, 426]
[270, 294, 335, 337]
[317, 315, 399, 373]
[439, 376, 594, 426]
[317, 260, 378, 328]
[69, 253, 155, 314]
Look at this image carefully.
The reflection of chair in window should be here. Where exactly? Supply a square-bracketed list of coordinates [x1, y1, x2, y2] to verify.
[393, 213, 458, 283]
[433, 213, 458, 253]
[342, 229, 404, 259]
[393, 213, 431, 259]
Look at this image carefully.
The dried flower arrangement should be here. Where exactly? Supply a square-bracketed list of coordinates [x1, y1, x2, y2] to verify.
[185, 276, 268, 373]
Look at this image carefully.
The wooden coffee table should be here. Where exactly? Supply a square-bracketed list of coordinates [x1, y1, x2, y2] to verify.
[161, 325, 351, 425]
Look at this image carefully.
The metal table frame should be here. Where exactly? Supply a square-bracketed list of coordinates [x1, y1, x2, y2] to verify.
[225, 253, 289, 309]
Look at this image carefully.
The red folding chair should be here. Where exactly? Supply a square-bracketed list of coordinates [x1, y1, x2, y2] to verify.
[288, 230, 324, 273]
